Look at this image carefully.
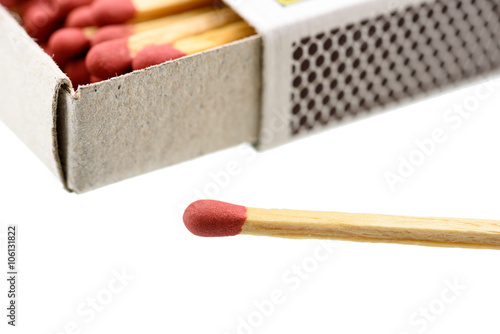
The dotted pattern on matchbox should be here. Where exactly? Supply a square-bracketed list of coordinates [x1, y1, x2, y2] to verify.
[290, 0, 500, 135]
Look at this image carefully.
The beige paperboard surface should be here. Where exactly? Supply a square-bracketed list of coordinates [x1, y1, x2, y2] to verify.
[58, 37, 261, 193]
[0, 8, 69, 184]
[0, 6, 261, 193]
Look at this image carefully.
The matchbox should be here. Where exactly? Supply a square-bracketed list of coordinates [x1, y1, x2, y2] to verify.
[0, 0, 499, 193]
[0, 4, 261, 193]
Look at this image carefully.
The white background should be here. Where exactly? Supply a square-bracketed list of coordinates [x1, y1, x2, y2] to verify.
[1, 75, 500, 334]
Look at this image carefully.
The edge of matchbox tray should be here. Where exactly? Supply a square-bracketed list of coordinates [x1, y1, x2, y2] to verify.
[0, 6, 69, 187]
[56, 35, 263, 193]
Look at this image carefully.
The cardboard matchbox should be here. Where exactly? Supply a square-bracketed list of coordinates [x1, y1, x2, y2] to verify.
[0, 5, 261, 193]
[1, 0, 499, 193]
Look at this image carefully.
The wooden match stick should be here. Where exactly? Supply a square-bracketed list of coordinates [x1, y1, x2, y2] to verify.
[91, 6, 214, 45]
[126, 6, 239, 55]
[86, 6, 240, 78]
[183, 200, 500, 249]
[132, 21, 256, 70]
[90, 0, 217, 26]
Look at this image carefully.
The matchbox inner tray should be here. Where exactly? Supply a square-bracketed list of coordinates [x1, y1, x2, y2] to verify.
[0, 0, 499, 193]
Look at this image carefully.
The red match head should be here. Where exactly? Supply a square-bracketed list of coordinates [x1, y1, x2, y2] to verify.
[65, 6, 95, 27]
[48, 28, 90, 64]
[86, 38, 132, 79]
[90, 0, 136, 26]
[183, 200, 247, 237]
[60, 0, 94, 12]
[132, 44, 187, 71]
[43, 43, 68, 68]
[91, 25, 132, 46]
[0, 0, 18, 8]
[23, 1, 64, 41]
[23, 0, 93, 40]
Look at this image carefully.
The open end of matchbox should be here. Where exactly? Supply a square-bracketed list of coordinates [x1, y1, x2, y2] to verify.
[55, 35, 262, 193]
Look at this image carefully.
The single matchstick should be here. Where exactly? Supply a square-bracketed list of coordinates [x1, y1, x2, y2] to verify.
[89, 0, 216, 26]
[132, 21, 255, 70]
[85, 6, 240, 78]
[183, 200, 500, 250]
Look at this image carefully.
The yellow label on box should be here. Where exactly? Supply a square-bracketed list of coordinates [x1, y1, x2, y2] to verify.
[276, 0, 306, 5]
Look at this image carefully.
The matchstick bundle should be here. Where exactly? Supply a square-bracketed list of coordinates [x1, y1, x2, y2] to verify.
[132, 21, 256, 70]
[4, 0, 256, 87]
[184, 200, 500, 250]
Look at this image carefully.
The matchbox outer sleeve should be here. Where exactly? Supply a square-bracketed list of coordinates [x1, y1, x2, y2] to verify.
[224, 0, 500, 149]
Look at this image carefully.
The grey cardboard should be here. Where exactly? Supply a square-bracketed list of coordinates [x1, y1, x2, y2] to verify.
[0, 8, 69, 183]
[0, 6, 261, 193]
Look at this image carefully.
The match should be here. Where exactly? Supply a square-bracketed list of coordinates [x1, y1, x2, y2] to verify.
[183, 200, 500, 249]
